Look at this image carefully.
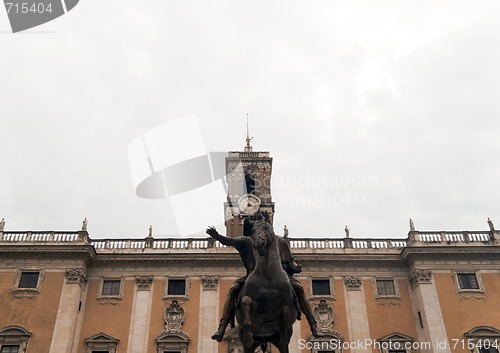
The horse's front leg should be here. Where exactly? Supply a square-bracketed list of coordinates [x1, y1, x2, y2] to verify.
[241, 296, 254, 348]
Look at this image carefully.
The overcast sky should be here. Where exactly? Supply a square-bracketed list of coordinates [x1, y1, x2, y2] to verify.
[1, 1, 499, 240]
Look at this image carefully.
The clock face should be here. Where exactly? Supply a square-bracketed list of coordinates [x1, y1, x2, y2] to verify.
[237, 194, 261, 215]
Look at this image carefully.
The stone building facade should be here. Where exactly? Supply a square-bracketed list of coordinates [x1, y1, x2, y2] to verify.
[1, 146, 500, 353]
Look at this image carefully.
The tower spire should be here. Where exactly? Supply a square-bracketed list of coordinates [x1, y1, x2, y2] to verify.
[245, 113, 253, 152]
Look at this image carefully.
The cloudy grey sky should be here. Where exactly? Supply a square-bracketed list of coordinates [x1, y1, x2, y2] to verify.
[1, 1, 499, 240]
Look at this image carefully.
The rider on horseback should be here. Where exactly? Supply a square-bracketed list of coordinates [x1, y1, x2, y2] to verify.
[206, 213, 321, 342]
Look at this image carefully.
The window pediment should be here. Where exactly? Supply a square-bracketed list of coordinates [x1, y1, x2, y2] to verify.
[306, 331, 344, 353]
[377, 332, 415, 343]
[376, 332, 415, 353]
[85, 332, 119, 343]
[156, 331, 190, 343]
[464, 327, 500, 353]
[0, 326, 31, 352]
[156, 331, 190, 353]
[84, 332, 119, 353]
[0, 326, 31, 339]
[465, 326, 500, 338]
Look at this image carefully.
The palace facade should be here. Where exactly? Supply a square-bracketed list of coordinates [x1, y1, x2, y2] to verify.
[1, 144, 499, 353]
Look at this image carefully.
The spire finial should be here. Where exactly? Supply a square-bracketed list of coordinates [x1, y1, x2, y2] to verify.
[245, 113, 253, 152]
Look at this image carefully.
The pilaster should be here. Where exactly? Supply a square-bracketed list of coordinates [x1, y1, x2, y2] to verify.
[409, 269, 450, 353]
[49, 268, 87, 353]
[344, 276, 372, 353]
[198, 275, 219, 353]
[128, 275, 154, 353]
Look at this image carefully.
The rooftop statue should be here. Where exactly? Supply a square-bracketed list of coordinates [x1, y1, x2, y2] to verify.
[409, 218, 415, 231]
[207, 211, 320, 353]
[81, 217, 88, 231]
[488, 218, 495, 231]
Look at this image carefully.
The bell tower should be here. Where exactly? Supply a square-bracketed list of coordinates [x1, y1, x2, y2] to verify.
[224, 130, 275, 238]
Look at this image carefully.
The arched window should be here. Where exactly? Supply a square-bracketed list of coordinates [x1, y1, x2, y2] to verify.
[0, 326, 31, 353]
[464, 326, 500, 353]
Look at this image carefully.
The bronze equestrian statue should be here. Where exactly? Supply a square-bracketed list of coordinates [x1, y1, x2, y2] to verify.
[207, 212, 320, 352]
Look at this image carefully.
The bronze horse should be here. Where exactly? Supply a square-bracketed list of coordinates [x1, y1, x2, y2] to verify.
[236, 212, 299, 353]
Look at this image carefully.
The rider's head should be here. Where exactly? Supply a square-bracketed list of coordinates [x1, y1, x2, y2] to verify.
[243, 217, 253, 237]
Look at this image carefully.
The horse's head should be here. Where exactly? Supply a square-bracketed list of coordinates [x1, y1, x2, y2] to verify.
[247, 211, 275, 257]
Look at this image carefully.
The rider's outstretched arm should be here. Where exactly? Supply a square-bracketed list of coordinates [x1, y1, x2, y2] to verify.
[206, 227, 237, 247]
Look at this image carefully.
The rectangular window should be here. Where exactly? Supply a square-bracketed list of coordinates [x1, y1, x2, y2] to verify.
[1, 346, 20, 353]
[312, 279, 331, 296]
[18, 271, 40, 289]
[376, 279, 396, 296]
[102, 279, 121, 296]
[167, 279, 186, 296]
[389, 351, 406, 353]
[457, 273, 479, 289]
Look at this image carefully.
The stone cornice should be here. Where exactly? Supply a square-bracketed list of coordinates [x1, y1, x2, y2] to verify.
[0, 244, 96, 262]
[89, 253, 406, 269]
[2, 238, 500, 269]
[91, 253, 244, 266]
[1, 245, 492, 269]
[401, 246, 500, 264]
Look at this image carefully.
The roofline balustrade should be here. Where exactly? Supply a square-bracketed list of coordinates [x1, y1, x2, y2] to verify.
[1, 229, 498, 253]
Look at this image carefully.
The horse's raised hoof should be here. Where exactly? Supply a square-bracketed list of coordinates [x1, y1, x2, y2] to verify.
[211, 329, 225, 342]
